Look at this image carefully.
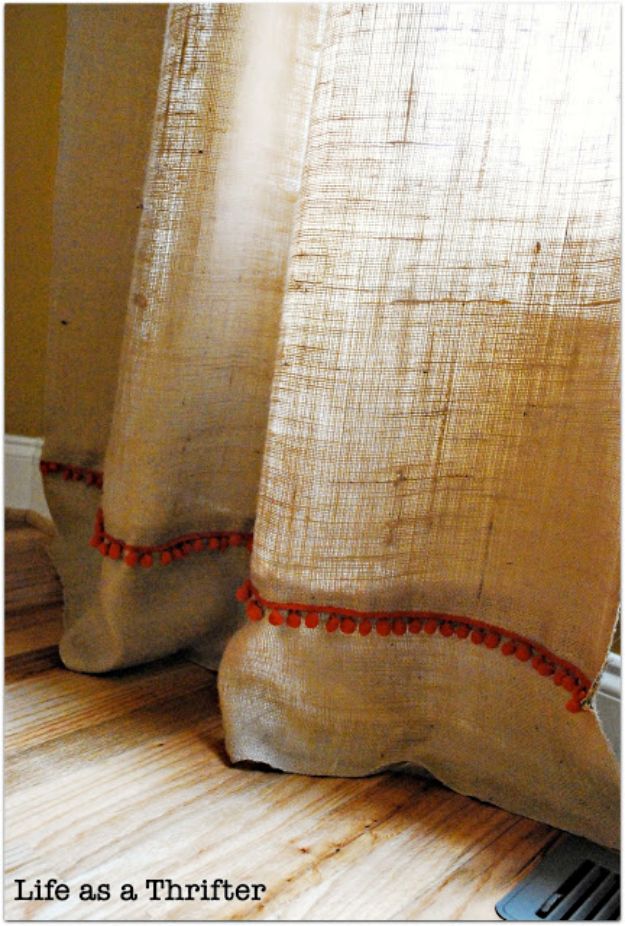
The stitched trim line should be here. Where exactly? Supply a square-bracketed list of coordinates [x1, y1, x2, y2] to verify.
[89, 508, 253, 566]
[44, 459, 593, 715]
[45, 460, 255, 564]
[235, 580, 591, 714]
[40, 459, 103, 488]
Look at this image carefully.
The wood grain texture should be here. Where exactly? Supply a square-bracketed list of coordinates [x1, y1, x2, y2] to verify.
[5, 522, 560, 920]
[5, 518, 62, 615]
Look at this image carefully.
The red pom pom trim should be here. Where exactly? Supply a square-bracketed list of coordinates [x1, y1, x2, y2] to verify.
[40, 459, 103, 489]
[51, 454, 594, 718]
[268, 610, 283, 627]
[45, 463, 255, 568]
[87, 509, 253, 569]
[237, 582, 592, 714]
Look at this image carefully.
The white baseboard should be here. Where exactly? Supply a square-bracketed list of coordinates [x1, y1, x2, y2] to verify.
[4, 434, 50, 518]
[595, 652, 621, 760]
[599, 651, 621, 701]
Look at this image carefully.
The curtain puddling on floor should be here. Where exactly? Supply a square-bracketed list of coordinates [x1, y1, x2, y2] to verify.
[42, 4, 620, 848]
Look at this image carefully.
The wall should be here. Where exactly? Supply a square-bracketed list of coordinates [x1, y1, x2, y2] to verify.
[5, 4, 67, 437]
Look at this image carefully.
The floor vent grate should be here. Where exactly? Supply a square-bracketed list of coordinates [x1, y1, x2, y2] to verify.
[496, 835, 620, 921]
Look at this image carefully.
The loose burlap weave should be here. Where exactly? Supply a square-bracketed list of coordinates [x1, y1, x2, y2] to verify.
[44, 4, 619, 847]
[44, 4, 323, 669]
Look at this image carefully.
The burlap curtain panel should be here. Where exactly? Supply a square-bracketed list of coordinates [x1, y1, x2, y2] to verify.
[42, 4, 620, 849]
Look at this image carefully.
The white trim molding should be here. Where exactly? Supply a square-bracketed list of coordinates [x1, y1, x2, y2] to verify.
[595, 652, 620, 760]
[599, 651, 621, 701]
[4, 434, 50, 518]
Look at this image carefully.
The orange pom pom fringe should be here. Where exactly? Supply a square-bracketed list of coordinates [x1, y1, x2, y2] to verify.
[235, 581, 592, 714]
[40, 459, 103, 489]
[50, 461, 256, 566]
[89, 509, 253, 568]
[50, 455, 593, 717]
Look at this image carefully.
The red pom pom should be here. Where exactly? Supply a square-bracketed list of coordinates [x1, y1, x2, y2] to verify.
[98, 542, 109, 557]
[484, 632, 500, 649]
[49, 462, 59, 472]
[208, 537, 220, 551]
[392, 619, 406, 636]
[235, 580, 252, 602]
[439, 622, 454, 637]
[341, 618, 357, 634]
[501, 641, 516, 656]
[108, 542, 122, 560]
[72, 470, 82, 481]
[408, 620, 422, 634]
[562, 675, 576, 692]
[532, 655, 543, 670]
[246, 602, 263, 622]
[424, 619, 438, 635]
[455, 625, 470, 639]
[193, 539, 204, 553]
[565, 698, 582, 714]
[182, 543, 192, 555]
[62, 469, 71, 481]
[89, 535, 101, 548]
[304, 612, 319, 629]
[470, 630, 484, 645]
[326, 616, 340, 633]
[537, 661, 555, 677]
[376, 620, 391, 636]
[219, 537, 229, 551]
[286, 612, 301, 629]
[359, 620, 372, 636]
[515, 644, 531, 662]
[553, 669, 566, 686]
[574, 687, 588, 702]
[85, 472, 95, 485]
[173, 547, 184, 560]
[140, 553, 153, 568]
[268, 610, 284, 626]
[160, 551, 172, 566]
[230, 534, 242, 547]
[124, 550, 138, 567]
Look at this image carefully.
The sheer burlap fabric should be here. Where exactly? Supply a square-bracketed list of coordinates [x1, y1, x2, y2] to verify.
[219, 5, 620, 848]
[42, 4, 168, 669]
[44, 4, 323, 670]
[43, 4, 619, 847]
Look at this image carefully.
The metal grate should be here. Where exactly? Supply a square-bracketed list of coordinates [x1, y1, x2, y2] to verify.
[496, 835, 620, 921]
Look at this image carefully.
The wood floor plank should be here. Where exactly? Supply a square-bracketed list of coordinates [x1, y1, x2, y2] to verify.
[5, 658, 215, 754]
[4, 520, 557, 920]
[4, 605, 63, 658]
[5, 522, 63, 612]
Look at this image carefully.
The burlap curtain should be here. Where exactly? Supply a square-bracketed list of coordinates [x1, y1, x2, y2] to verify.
[42, 4, 620, 848]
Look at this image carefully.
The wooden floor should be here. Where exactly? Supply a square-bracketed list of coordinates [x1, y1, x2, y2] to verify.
[4, 515, 562, 921]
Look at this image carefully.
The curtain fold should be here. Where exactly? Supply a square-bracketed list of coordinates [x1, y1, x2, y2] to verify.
[42, 4, 168, 669]
[43, 3, 619, 848]
[45, 3, 324, 670]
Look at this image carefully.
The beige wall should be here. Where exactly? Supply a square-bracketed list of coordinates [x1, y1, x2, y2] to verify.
[5, 4, 67, 436]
